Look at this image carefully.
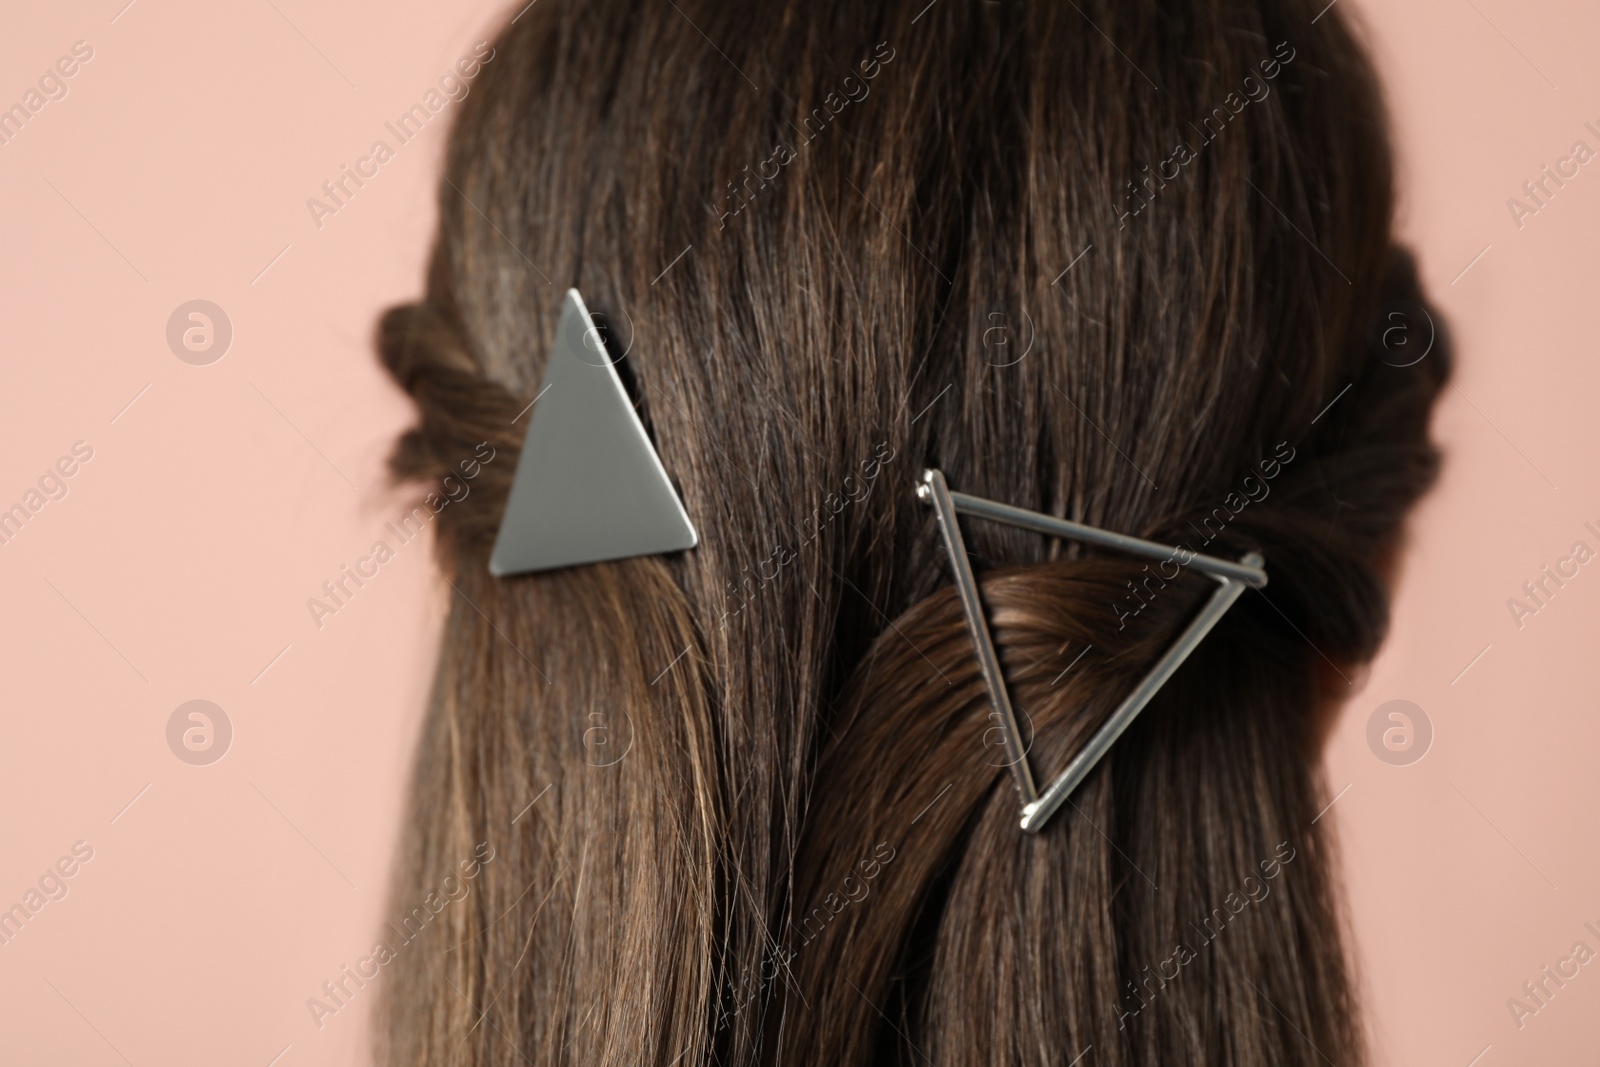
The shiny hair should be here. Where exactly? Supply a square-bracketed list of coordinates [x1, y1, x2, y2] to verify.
[374, 1, 1449, 1063]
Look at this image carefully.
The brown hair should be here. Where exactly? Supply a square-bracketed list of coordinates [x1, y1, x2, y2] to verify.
[374, 1, 1449, 1064]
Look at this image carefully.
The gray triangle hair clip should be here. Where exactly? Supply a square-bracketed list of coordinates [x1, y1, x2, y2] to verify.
[490, 289, 698, 576]
[917, 469, 1266, 833]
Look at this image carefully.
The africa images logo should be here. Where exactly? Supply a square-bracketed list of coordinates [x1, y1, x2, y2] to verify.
[305, 43, 495, 231]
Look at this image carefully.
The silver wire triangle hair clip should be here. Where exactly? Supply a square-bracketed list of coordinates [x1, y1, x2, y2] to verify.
[916, 469, 1266, 833]
[490, 289, 698, 576]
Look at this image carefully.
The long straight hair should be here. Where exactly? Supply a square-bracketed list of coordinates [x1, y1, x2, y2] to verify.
[373, 1, 1450, 1064]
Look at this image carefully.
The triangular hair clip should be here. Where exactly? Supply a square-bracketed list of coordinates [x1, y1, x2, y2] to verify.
[916, 469, 1266, 833]
[489, 289, 698, 576]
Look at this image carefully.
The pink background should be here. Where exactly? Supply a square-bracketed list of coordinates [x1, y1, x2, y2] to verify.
[1, 0, 1596, 1063]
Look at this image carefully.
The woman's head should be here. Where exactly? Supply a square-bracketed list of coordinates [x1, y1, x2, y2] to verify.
[376, 1, 1448, 1064]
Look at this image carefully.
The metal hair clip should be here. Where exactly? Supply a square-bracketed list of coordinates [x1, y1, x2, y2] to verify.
[490, 289, 698, 577]
[916, 469, 1266, 833]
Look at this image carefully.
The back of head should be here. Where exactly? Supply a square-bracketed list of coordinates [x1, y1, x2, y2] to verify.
[375, 1, 1449, 1064]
